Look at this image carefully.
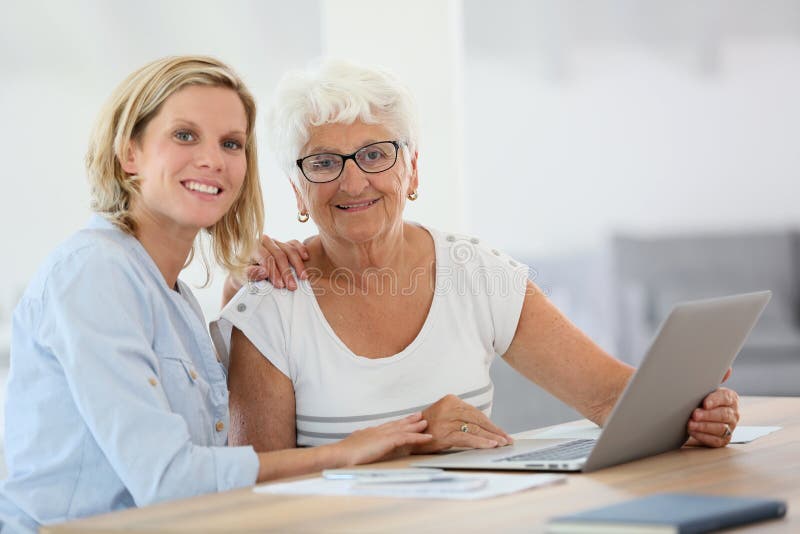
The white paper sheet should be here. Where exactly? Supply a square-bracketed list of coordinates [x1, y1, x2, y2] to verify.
[514, 423, 781, 444]
[254, 473, 566, 500]
[729, 425, 781, 443]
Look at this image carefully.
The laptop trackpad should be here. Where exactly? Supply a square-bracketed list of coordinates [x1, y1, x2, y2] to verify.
[418, 439, 574, 465]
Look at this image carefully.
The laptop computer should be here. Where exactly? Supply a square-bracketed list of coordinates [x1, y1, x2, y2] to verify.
[414, 291, 771, 473]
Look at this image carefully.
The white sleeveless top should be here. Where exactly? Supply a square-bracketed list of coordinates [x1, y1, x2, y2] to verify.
[211, 226, 529, 446]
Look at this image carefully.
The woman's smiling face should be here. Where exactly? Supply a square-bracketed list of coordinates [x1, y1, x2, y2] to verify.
[122, 85, 249, 235]
[295, 120, 418, 245]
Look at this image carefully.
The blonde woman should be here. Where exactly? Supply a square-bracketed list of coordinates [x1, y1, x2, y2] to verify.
[0, 56, 430, 532]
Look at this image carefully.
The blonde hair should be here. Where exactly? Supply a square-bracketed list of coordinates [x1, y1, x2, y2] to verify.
[86, 55, 264, 279]
[267, 58, 418, 187]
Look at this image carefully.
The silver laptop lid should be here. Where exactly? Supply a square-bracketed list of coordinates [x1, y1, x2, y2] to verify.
[582, 290, 771, 472]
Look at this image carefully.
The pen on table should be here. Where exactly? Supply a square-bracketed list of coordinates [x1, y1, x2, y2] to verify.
[322, 468, 447, 483]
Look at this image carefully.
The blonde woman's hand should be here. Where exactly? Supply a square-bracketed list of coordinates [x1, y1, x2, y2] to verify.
[331, 413, 433, 466]
[222, 235, 310, 306]
[248, 235, 310, 290]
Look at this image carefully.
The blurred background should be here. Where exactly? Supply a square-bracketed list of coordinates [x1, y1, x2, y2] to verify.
[1, 0, 799, 473]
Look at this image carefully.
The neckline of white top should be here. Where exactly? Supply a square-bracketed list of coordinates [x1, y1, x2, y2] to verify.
[300, 223, 441, 366]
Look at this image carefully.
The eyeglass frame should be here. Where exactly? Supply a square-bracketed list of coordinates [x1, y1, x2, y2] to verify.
[295, 140, 403, 184]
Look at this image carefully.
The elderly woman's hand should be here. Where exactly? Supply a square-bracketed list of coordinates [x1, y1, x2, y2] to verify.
[412, 395, 514, 453]
[222, 235, 310, 306]
[686, 385, 740, 448]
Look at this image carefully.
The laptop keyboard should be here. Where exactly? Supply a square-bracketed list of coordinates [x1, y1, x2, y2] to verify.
[497, 439, 597, 462]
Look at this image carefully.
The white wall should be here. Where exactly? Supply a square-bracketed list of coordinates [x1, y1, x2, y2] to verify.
[463, 1, 800, 259]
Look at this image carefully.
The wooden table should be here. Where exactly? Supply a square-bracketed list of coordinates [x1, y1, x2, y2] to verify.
[44, 396, 798, 533]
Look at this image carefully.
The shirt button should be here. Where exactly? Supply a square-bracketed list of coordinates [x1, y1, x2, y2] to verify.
[215, 421, 225, 432]
[470, 237, 480, 244]
[492, 249, 500, 256]
[148, 377, 158, 387]
[446, 235, 456, 242]
[509, 260, 518, 267]
[189, 369, 198, 380]
[237, 303, 247, 312]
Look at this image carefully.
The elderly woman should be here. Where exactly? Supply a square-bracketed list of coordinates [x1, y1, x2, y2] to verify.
[212, 60, 739, 454]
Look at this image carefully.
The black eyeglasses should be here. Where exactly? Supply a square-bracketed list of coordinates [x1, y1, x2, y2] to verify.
[296, 140, 402, 183]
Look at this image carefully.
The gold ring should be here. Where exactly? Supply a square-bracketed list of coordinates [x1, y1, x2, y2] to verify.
[460, 423, 469, 433]
[723, 425, 732, 439]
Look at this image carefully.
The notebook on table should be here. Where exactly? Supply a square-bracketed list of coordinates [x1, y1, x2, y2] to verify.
[545, 493, 787, 533]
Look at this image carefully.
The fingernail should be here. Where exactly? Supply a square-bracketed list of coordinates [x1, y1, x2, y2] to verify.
[489, 441, 498, 447]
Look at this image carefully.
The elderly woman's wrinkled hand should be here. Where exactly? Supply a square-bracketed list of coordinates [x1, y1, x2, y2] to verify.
[686, 386, 740, 447]
[412, 394, 514, 453]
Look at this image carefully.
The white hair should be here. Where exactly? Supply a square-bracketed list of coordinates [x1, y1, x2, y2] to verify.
[266, 58, 419, 186]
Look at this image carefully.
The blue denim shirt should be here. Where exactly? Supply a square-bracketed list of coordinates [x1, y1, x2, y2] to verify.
[0, 215, 258, 532]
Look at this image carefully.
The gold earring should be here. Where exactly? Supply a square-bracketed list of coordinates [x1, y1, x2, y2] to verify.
[407, 190, 418, 201]
[297, 211, 310, 223]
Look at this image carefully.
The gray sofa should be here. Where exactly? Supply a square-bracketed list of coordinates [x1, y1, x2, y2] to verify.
[489, 231, 800, 434]
[613, 231, 800, 396]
